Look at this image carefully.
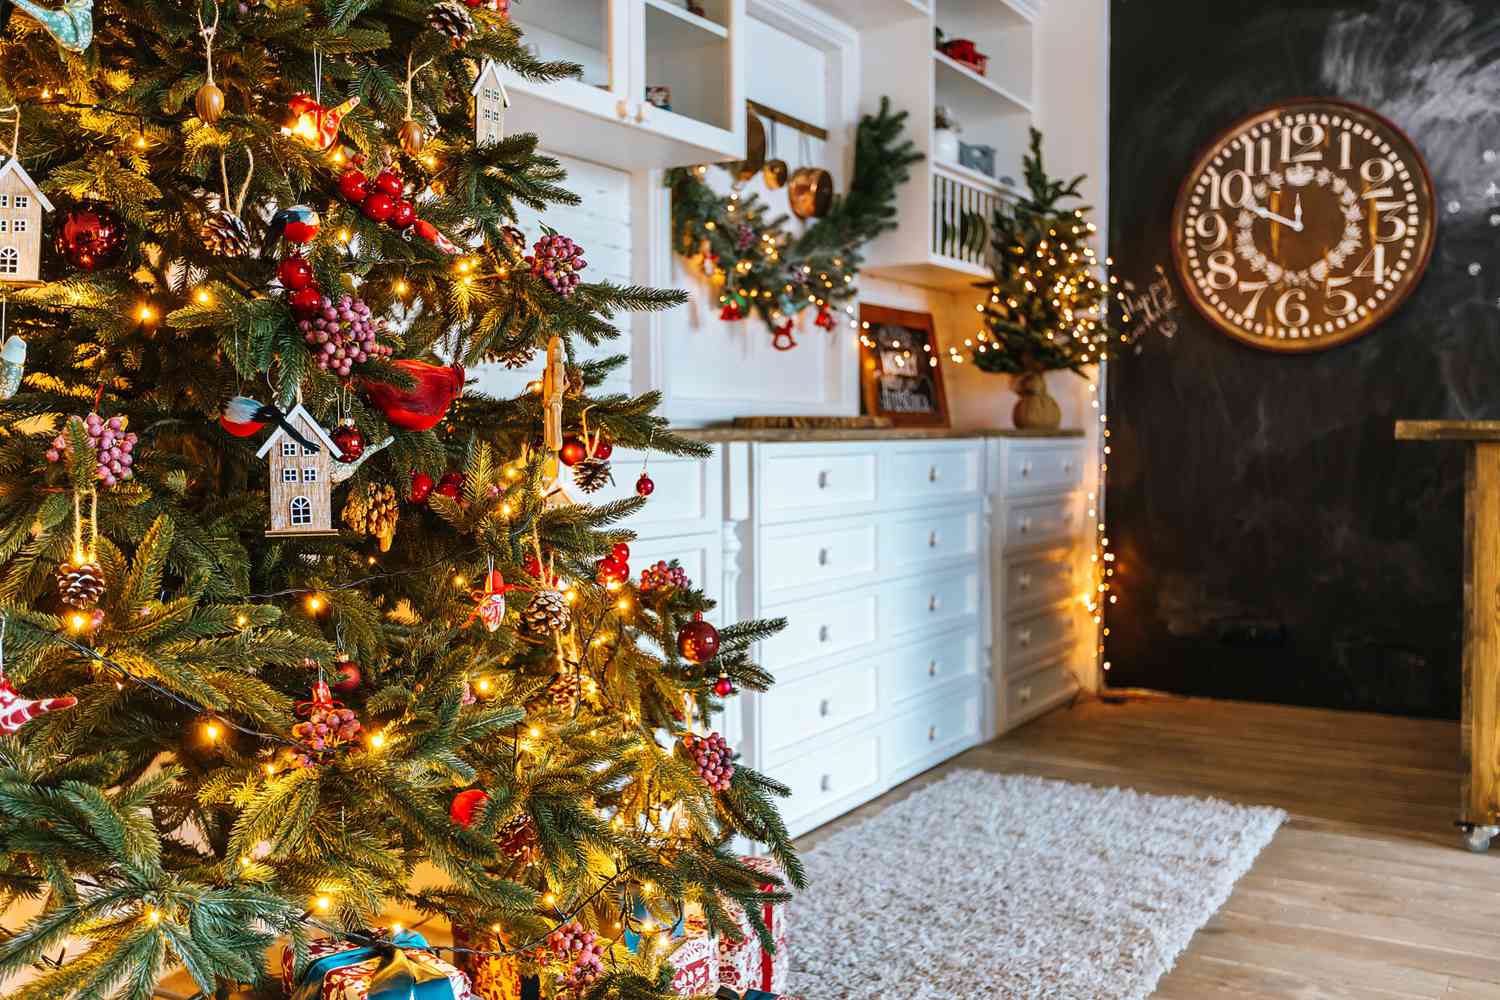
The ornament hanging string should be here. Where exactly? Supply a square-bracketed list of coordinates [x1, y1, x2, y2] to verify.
[196, 1, 220, 88]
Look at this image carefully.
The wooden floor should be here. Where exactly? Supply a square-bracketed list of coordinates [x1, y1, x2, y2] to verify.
[799, 694, 1500, 999]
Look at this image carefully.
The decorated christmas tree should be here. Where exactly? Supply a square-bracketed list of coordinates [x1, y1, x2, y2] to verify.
[0, 3, 799, 998]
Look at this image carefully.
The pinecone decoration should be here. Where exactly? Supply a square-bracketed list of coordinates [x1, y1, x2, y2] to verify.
[520, 589, 571, 637]
[57, 560, 105, 610]
[498, 813, 539, 865]
[527, 232, 587, 297]
[547, 671, 581, 709]
[499, 345, 535, 369]
[342, 482, 400, 552]
[428, 0, 475, 46]
[572, 458, 612, 494]
[680, 731, 735, 791]
[200, 208, 253, 257]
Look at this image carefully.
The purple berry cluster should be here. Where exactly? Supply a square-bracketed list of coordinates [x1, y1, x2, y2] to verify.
[547, 920, 604, 995]
[292, 699, 361, 753]
[639, 560, 690, 593]
[527, 233, 587, 297]
[681, 731, 735, 791]
[735, 223, 756, 251]
[299, 293, 392, 376]
[46, 413, 137, 487]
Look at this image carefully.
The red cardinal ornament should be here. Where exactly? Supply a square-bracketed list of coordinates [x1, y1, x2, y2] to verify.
[450, 788, 490, 829]
[0, 674, 76, 733]
[359, 360, 464, 431]
[284, 93, 360, 151]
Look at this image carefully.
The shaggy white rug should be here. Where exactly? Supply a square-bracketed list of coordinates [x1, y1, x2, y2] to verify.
[787, 769, 1285, 1000]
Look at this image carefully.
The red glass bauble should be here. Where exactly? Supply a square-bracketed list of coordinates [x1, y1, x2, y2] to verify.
[277, 255, 313, 291]
[714, 675, 735, 697]
[410, 471, 435, 504]
[449, 788, 490, 829]
[330, 423, 365, 463]
[635, 473, 655, 497]
[55, 201, 126, 272]
[390, 199, 416, 229]
[361, 192, 395, 223]
[374, 170, 404, 199]
[677, 612, 721, 664]
[289, 286, 323, 317]
[591, 438, 614, 461]
[331, 657, 362, 693]
[559, 436, 587, 467]
[435, 471, 463, 501]
[359, 360, 464, 431]
[337, 169, 369, 203]
[611, 542, 630, 563]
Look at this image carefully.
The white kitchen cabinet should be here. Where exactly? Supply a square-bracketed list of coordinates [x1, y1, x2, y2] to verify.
[503, 0, 747, 169]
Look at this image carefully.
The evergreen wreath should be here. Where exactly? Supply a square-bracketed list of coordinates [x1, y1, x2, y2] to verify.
[666, 97, 921, 348]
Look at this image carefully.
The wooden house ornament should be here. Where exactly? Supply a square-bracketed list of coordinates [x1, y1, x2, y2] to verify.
[0, 158, 52, 286]
[471, 59, 510, 148]
[256, 404, 340, 538]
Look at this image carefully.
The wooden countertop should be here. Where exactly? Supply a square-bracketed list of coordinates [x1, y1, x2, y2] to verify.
[678, 426, 1086, 443]
[1395, 420, 1500, 442]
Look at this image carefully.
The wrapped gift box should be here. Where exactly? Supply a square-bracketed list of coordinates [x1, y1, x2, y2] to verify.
[667, 934, 719, 996]
[281, 933, 474, 1000]
[450, 927, 525, 1000]
[717, 857, 789, 994]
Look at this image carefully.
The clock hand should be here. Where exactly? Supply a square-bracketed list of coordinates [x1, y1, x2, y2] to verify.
[1294, 194, 1302, 225]
[1250, 202, 1304, 232]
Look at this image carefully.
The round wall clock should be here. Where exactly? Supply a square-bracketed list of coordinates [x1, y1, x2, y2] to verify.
[1171, 98, 1435, 353]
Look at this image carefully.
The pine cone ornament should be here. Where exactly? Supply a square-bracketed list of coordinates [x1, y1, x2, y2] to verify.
[428, 0, 475, 46]
[520, 588, 571, 637]
[499, 346, 535, 369]
[498, 813, 539, 864]
[57, 560, 106, 610]
[572, 458, 612, 494]
[547, 671, 581, 709]
[680, 731, 735, 792]
[200, 208, 253, 257]
[342, 482, 400, 552]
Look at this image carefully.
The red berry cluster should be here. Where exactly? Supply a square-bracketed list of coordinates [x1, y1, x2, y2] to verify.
[547, 920, 604, 995]
[299, 292, 392, 376]
[528, 232, 587, 297]
[46, 413, 138, 487]
[595, 542, 630, 586]
[410, 469, 465, 505]
[680, 731, 735, 791]
[639, 560, 689, 593]
[337, 167, 453, 251]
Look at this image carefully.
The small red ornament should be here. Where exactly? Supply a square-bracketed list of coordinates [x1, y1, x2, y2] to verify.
[611, 542, 630, 563]
[374, 170, 405, 199]
[277, 255, 314, 291]
[559, 436, 587, 467]
[435, 471, 463, 501]
[360, 360, 464, 431]
[719, 299, 744, 322]
[285, 93, 360, 151]
[331, 655, 362, 693]
[713, 673, 735, 697]
[815, 307, 836, 330]
[595, 556, 628, 585]
[770, 320, 798, 351]
[410, 471, 435, 503]
[330, 422, 365, 463]
[361, 192, 395, 223]
[635, 473, 655, 496]
[591, 437, 613, 461]
[337, 168, 369, 203]
[677, 612, 720, 664]
[289, 286, 323, 317]
[55, 201, 127, 272]
[450, 788, 490, 829]
[390, 199, 416, 229]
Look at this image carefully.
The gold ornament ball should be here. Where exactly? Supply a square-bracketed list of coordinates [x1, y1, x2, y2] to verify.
[398, 119, 427, 155]
[195, 82, 225, 124]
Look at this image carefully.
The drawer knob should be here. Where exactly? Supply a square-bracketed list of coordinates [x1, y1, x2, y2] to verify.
[616, 99, 630, 119]
[818, 547, 831, 567]
[820, 774, 832, 792]
[1019, 516, 1033, 534]
[1020, 461, 1032, 478]
[817, 470, 831, 490]
[818, 624, 831, 643]
[635, 102, 649, 123]
[928, 465, 940, 483]
[1019, 685, 1033, 703]
[928, 531, 939, 549]
[1018, 572, 1033, 590]
[1019, 627, 1033, 647]
[1064, 460, 1075, 473]
[928, 660, 938, 678]
[928, 725, 937, 742]
[928, 594, 941, 613]
[819, 698, 833, 718]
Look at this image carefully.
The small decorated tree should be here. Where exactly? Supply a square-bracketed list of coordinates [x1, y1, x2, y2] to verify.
[970, 128, 1115, 428]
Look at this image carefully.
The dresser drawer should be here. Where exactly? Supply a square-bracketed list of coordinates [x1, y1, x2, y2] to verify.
[759, 448, 877, 523]
[760, 660, 879, 757]
[769, 733, 881, 829]
[1001, 442, 1087, 498]
[880, 444, 983, 507]
[1004, 551, 1077, 614]
[761, 518, 878, 600]
[1005, 602, 1080, 667]
[593, 448, 718, 539]
[884, 570, 980, 642]
[1007, 662, 1078, 727]
[882, 688, 982, 776]
[1001, 493, 1085, 552]
[759, 590, 878, 673]
[880, 628, 982, 707]
[879, 505, 980, 577]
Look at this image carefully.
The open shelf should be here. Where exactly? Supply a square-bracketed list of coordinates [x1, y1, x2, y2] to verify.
[644, 0, 729, 39]
[936, 0, 1035, 26]
[933, 158, 1013, 196]
[804, 0, 930, 27]
[934, 50, 1032, 114]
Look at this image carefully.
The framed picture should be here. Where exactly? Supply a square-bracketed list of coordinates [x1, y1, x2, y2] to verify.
[858, 304, 950, 428]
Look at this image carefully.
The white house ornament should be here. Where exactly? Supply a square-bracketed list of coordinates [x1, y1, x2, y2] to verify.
[471, 59, 509, 148]
[0, 158, 53, 286]
[254, 403, 341, 538]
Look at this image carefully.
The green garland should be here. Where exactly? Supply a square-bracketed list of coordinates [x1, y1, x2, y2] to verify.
[666, 97, 921, 347]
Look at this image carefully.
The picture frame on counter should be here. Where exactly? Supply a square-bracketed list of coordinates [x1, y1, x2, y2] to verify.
[858, 303, 950, 429]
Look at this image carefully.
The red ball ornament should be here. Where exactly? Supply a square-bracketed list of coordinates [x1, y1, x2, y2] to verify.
[374, 170, 404, 199]
[390, 199, 416, 229]
[289, 286, 323, 317]
[435, 471, 463, 501]
[611, 542, 630, 563]
[331, 656, 362, 693]
[677, 612, 721, 665]
[635, 473, 655, 497]
[337, 169, 369, 203]
[591, 438, 614, 461]
[559, 436, 587, 467]
[277, 255, 314, 291]
[449, 788, 490, 829]
[410, 471, 435, 504]
[361, 192, 395, 223]
[714, 674, 736, 697]
[330, 422, 365, 463]
[55, 201, 126, 272]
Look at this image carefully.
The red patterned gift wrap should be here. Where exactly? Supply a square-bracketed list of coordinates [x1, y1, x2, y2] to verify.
[716, 856, 789, 994]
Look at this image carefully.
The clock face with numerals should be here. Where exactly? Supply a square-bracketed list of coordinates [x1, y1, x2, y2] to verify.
[1171, 99, 1435, 353]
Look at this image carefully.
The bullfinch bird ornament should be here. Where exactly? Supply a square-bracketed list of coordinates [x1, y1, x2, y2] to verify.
[264, 205, 320, 251]
[219, 396, 322, 453]
[2, 0, 92, 52]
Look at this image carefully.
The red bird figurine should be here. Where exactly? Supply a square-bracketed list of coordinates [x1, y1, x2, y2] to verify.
[283, 93, 360, 151]
[359, 361, 464, 432]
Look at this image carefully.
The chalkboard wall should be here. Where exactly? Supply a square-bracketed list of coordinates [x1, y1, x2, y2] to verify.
[1106, 0, 1500, 718]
